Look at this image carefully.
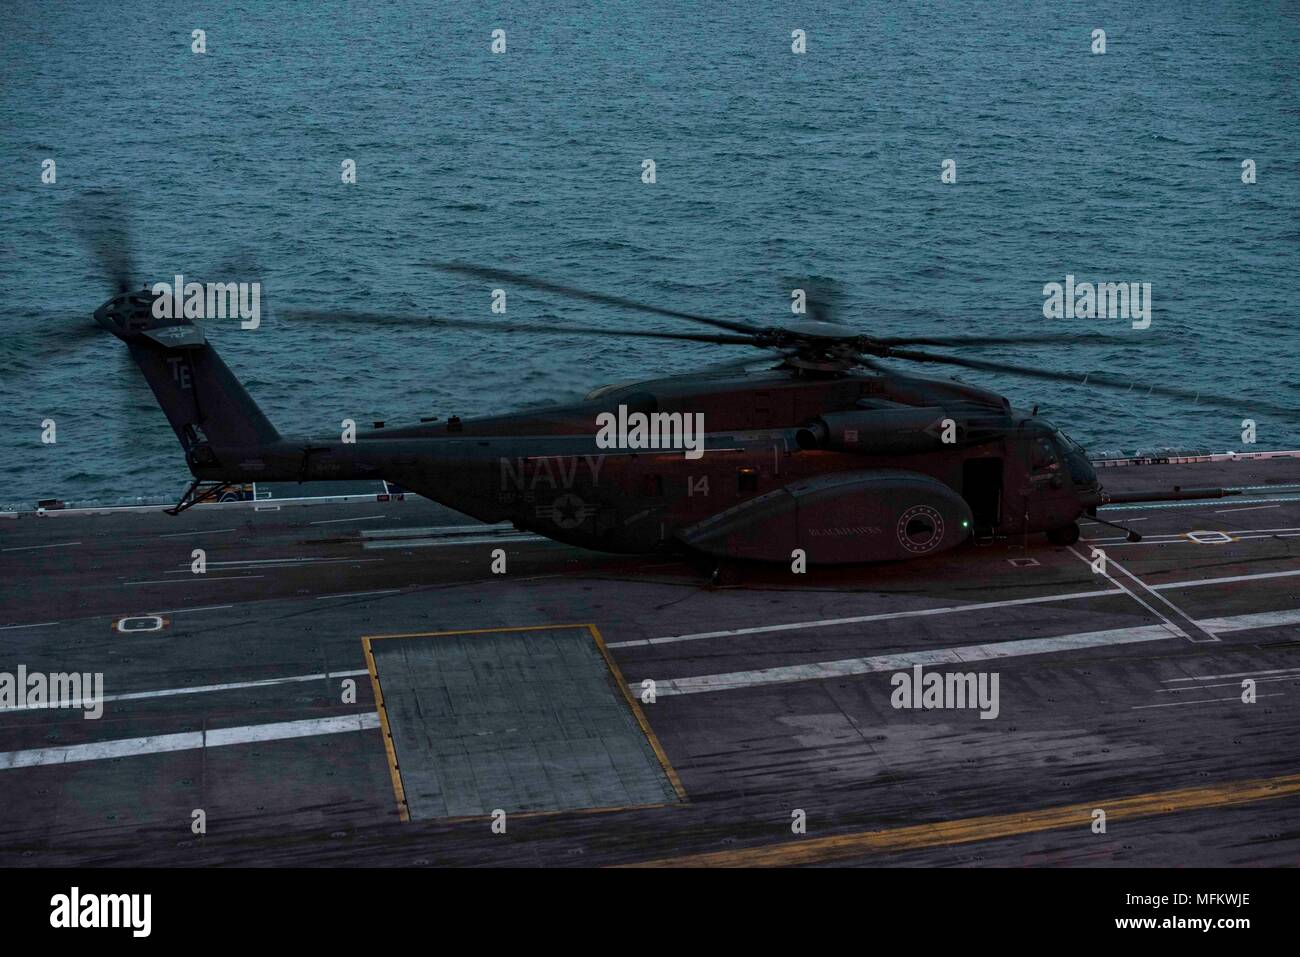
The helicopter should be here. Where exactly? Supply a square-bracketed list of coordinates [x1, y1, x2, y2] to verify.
[84, 263, 1278, 566]
[72, 198, 1275, 566]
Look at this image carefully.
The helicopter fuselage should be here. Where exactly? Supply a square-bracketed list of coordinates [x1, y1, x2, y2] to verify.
[187, 366, 1101, 564]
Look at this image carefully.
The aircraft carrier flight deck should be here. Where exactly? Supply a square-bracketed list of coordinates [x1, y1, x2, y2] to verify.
[2, 453, 1298, 868]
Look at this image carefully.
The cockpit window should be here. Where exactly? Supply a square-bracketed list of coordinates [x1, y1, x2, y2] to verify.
[1030, 437, 1060, 473]
[1052, 429, 1096, 486]
[1053, 429, 1085, 453]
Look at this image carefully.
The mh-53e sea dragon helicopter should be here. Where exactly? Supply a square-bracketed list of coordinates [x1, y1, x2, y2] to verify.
[78, 212, 1276, 565]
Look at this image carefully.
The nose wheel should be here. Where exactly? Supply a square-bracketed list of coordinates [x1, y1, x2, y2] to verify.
[1046, 522, 1081, 546]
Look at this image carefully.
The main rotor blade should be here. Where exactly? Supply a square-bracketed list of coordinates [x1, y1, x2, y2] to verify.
[427, 263, 763, 336]
[780, 276, 844, 325]
[193, 249, 266, 295]
[692, 351, 797, 375]
[280, 309, 759, 346]
[873, 347, 1295, 416]
[873, 333, 1152, 348]
[66, 188, 136, 295]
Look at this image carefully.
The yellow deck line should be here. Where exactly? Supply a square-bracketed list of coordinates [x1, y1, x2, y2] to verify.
[626, 770, 1300, 867]
[363, 623, 687, 821]
[589, 623, 688, 801]
[362, 622, 590, 641]
[362, 636, 409, 822]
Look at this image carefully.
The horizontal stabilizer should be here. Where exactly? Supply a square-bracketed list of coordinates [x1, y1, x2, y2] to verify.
[142, 324, 208, 349]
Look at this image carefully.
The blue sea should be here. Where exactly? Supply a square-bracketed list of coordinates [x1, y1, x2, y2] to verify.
[2, 1, 1298, 509]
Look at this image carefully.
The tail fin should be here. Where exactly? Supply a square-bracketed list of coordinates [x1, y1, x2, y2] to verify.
[95, 289, 280, 465]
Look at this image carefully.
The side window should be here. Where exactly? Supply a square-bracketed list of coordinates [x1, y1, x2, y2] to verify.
[1030, 438, 1059, 473]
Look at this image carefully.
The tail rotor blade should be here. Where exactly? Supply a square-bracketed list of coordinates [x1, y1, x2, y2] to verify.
[66, 188, 136, 296]
[116, 345, 159, 442]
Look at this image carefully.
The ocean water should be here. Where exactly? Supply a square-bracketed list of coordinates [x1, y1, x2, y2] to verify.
[2, 1, 1298, 509]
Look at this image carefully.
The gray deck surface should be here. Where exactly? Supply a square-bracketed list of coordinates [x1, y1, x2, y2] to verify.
[372, 627, 677, 819]
[1, 454, 1298, 866]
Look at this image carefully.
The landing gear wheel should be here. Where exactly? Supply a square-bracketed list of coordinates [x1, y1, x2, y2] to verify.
[706, 562, 744, 587]
[1046, 522, 1080, 546]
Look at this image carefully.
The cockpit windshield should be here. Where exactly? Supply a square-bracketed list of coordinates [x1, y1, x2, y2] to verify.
[1051, 428, 1096, 487]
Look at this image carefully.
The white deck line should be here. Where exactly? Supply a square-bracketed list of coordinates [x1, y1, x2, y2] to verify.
[634, 606, 1300, 698]
[0, 713, 379, 769]
[605, 588, 1124, 649]
[0, 669, 372, 715]
[640, 623, 1180, 697]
